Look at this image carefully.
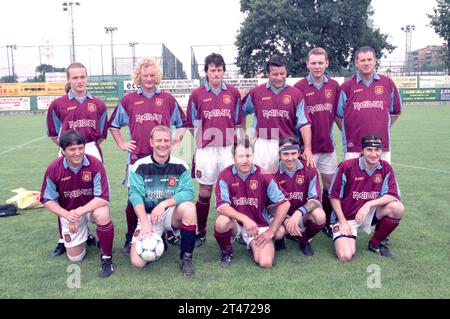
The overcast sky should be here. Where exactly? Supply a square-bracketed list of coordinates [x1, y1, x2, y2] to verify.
[0, 0, 444, 78]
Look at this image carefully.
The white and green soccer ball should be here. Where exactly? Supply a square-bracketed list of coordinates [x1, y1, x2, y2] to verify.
[135, 233, 165, 262]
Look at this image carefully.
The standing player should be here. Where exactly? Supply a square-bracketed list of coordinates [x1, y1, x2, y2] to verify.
[186, 53, 242, 247]
[40, 130, 115, 278]
[213, 138, 290, 268]
[46, 62, 107, 257]
[109, 57, 187, 253]
[294, 48, 340, 237]
[336, 46, 402, 163]
[129, 126, 197, 276]
[329, 134, 405, 261]
[275, 137, 326, 256]
[243, 55, 313, 174]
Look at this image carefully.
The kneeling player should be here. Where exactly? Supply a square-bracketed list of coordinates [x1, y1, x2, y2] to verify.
[128, 126, 197, 276]
[213, 138, 290, 268]
[41, 130, 115, 278]
[275, 137, 326, 256]
[329, 134, 405, 261]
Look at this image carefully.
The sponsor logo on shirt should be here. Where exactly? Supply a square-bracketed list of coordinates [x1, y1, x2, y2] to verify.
[144, 178, 153, 183]
[352, 100, 384, 111]
[352, 191, 379, 200]
[223, 95, 232, 105]
[282, 95, 292, 105]
[231, 182, 239, 187]
[203, 109, 232, 120]
[155, 98, 163, 106]
[296, 175, 304, 185]
[167, 177, 177, 187]
[63, 188, 93, 199]
[202, 98, 213, 103]
[353, 89, 363, 93]
[232, 197, 259, 208]
[147, 190, 175, 198]
[82, 171, 92, 182]
[61, 176, 71, 182]
[325, 89, 333, 99]
[262, 96, 271, 101]
[135, 113, 163, 124]
[67, 106, 77, 111]
[249, 180, 258, 190]
[262, 109, 290, 120]
[68, 119, 96, 130]
[309, 103, 333, 114]
[306, 92, 315, 97]
[355, 177, 365, 181]
[135, 100, 145, 105]
[373, 174, 382, 184]
[87, 103, 96, 112]
[287, 191, 304, 201]
[375, 86, 384, 95]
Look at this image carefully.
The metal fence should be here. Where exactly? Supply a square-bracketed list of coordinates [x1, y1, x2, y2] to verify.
[0, 42, 186, 82]
[190, 44, 240, 80]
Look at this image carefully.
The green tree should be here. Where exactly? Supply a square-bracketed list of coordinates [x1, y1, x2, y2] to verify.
[236, 0, 394, 77]
[428, 0, 450, 74]
[0, 75, 18, 83]
[25, 64, 66, 82]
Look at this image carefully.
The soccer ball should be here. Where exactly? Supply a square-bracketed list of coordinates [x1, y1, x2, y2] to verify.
[135, 233, 165, 262]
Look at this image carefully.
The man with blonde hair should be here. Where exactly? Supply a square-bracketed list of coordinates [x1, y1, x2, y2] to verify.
[109, 57, 187, 253]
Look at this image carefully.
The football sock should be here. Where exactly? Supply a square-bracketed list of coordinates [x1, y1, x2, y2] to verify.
[214, 227, 233, 254]
[180, 224, 196, 258]
[371, 217, 400, 246]
[125, 201, 138, 238]
[322, 190, 332, 226]
[196, 195, 211, 236]
[302, 220, 325, 243]
[96, 221, 114, 255]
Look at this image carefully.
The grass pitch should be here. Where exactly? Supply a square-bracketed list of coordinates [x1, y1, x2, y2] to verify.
[0, 105, 449, 299]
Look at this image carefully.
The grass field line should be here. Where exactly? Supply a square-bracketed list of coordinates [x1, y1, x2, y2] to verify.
[0, 136, 47, 156]
[393, 162, 450, 174]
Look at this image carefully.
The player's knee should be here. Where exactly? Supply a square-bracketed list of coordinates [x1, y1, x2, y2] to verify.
[214, 215, 232, 233]
[258, 257, 274, 269]
[179, 202, 197, 223]
[67, 248, 86, 262]
[336, 250, 353, 262]
[130, 251, 147, 268]
[274, 226, 286, 240]
[391, 201, 405, 219]
[92, 206, 110, 224]
[198, 185, 213, 199]
[311, 208, 326, 225]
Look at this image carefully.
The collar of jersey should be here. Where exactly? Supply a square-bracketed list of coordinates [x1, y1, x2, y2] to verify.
[63, 155, 90, 173]
[205, 82, 227, 92]
[356, 72, 380, 84]
[232, 164, 257, 180]
[68, 90, 92, 101]
[307, 74, 328, 86]
[279, 159, 303, 176]
[358, 156, 382, 175]
[138, 88, 161, 98]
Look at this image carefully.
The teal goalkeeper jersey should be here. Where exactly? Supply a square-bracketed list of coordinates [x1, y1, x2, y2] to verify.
[129, 155, 195, 213]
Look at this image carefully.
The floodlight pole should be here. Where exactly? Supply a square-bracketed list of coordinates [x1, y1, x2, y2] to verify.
[401, 25, 415, 75]
[129, 42, 139, 68]
[63, 2, 80, 63]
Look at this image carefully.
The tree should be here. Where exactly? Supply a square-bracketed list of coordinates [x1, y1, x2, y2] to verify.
[428, 0, 450, 74]
[25, 64, 66, 82]
[236, 0, 395, 77]
[0, 75, 18, 83]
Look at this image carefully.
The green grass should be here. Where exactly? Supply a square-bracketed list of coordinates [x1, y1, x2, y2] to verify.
[0, 105, 449, 299]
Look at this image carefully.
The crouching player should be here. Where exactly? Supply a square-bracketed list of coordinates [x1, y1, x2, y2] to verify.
[213, 138, 290, 268]
[329, 134, 405, 261]
[40, 130, 115, 278]
[275, 137, 326, 256]
[128, 126, 197, 276]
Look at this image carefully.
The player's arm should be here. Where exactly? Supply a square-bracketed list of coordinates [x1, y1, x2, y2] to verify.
[129, 169, 153, 238]
[43, 200, 71, 220]
[355, 194, 399, 224]
[70, 197, 108, 217]
[334, 117, 343, 131]
[335, 88, 347, 131]
[46, 103, 62, 146]
[110, 128, 136, 152]
[217, 203, 259, 237]
[300, 124, 314, 167]
[330, 198, 352, 235]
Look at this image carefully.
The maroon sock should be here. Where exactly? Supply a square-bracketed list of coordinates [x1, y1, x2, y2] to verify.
[322, 190, 332, 225]
[57, 216, 63, 240]
[371, 217, 400, 246]
[96, 221, 114, 255]
[302, 221, 325, 243]
[125, 201, 138, 237]
[214, 228, 233, 254]
[196, 196, 211, 235]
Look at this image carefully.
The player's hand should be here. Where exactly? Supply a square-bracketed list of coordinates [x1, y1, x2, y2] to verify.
[339, 221, 352, 236]
[243, 218, 259, 238]
[150, 203, 166, 225]
[137, 223, 153, 240]
[66, 210, 81, 223]
[284, 212, 303, 237]
[253, 228, 274, 248]
[355, 203, 371, 224]
[171, 139, 181, 153]
[301, 149, 315, 168]
[120, 140, 136, 152]
[69, 221, 78, 233]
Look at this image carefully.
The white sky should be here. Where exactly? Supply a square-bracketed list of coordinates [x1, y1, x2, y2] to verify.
[0, 0, 444, 78]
